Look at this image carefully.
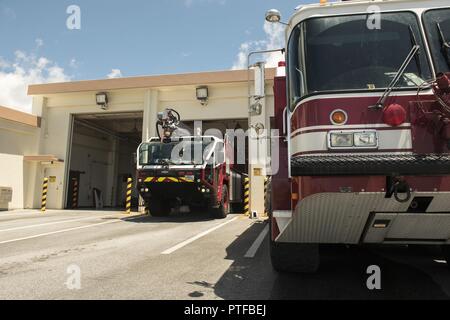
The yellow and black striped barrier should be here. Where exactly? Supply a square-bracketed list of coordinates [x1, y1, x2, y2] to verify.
[41, 177, 48, 212]
[244, 177, 250, 216]
[264, 177, 268, 217]
[144, 176, 194, 183]
[72, 178, 79, 209]
[126, 177, 132, 214]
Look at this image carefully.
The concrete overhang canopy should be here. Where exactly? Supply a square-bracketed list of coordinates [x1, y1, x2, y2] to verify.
[24, 155, 64, 163]
[0, 105, 41, 127]
[27, 69, 277, 95]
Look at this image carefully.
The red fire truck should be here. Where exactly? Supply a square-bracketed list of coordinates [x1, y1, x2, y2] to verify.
[136, 109, 244, 218]
[266, 0, 450, 272]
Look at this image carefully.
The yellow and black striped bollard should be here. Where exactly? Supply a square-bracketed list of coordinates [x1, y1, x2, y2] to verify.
[126, 177, 132, 214]
[264, 177, 268, 217]
[72, 178, 79, 209]
[41, 177, 48, 212]
[244, 177, 250, 216]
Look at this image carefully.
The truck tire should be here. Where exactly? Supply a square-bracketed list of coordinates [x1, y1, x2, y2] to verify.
[148, 199, 171, 217]
[211, 185, 230, 219]
[189, 204, 207, 214]
[270, 240, 320, 273]
[441, 246, 450, 269]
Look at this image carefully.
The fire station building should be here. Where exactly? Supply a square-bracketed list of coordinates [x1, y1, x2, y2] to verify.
[0, 68, 276, 214]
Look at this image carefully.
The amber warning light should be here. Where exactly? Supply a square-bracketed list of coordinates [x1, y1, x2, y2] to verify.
[330, 109, 348, 125]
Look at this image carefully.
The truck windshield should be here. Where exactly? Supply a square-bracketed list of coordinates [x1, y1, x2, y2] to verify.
[139, 139, 215, 166]
[288, 11, 432, 108]
[423, 8, 450, 74]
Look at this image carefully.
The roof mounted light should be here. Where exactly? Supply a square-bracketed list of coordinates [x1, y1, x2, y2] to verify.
[265, 9, 289, 26]
[265, 9, 281, 23]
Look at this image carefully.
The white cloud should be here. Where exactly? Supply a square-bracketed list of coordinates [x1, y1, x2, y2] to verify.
[0, 50, 71, 113]
[35, 38, 44, 48]
[0, 57, 10, 69]
[69, 58, 78, 68]
[107, 69, 123, 79]
[232, 21, 285, 70]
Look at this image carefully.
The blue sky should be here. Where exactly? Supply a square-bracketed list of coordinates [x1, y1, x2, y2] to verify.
[0, 0, 313, 111]
[0, 1, 309, 73]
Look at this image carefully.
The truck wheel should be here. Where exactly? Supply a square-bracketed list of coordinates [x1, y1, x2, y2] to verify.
[148, 199, 171, 217]
[441, 246, 450, 269]
[270, 240, 320, 273]
[189, 204, 206, 213]
[211, 185, 230, 219]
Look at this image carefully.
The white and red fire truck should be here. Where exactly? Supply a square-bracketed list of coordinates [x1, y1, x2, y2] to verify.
[136, 109, 244, 218]
[266, 0, 450, 272]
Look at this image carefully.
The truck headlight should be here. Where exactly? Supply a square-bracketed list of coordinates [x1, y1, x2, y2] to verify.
[354, 132, 377, 147]
[328, 130, 378, 149]
[330, 133, 353, 148]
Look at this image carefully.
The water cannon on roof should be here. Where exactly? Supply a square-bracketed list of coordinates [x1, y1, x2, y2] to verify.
[156, 108, 181, 143]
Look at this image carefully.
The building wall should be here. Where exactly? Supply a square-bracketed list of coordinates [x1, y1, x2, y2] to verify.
[0, 154, 24, 210]
[32, 81, 274, 209]
[0, 118, 39, 155]
[0, 118, 40, 210]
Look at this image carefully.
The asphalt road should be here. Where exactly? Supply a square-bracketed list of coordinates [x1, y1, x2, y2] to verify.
[0, 209, 449, 300]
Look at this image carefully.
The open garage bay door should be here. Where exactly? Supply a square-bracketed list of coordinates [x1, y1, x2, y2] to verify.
[182, 119, 249, 174]
[67, 112, 143, 209]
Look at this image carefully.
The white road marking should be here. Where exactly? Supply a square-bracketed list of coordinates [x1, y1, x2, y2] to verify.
[0, 211, 37, 217]
[244, 224, 269, 258]
[0, 215, 115, 233]
[434, 259, 447, 264]
[161, 216, 239, 255]
[0, 216, 143, 245]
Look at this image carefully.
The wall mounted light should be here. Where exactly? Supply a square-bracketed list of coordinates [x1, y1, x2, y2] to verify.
[196, 86, 209, 106]
[96, 92, 109, 110]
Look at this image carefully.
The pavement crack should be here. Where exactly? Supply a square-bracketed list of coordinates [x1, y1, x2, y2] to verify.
[187, 281, 215, 289]
[0, 246, 88, 277]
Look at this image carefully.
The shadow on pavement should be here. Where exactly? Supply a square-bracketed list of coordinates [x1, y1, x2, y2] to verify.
[122, 211, 222, 224]
[213, 222, 450, 300]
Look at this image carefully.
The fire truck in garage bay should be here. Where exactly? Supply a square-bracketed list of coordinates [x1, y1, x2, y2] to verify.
[136, 109, 243, 218]
[266, 0, 450, 272]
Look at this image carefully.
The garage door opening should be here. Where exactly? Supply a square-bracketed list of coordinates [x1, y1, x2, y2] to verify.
[182, 119, 249, 174]
[67, 112, 143, 210]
